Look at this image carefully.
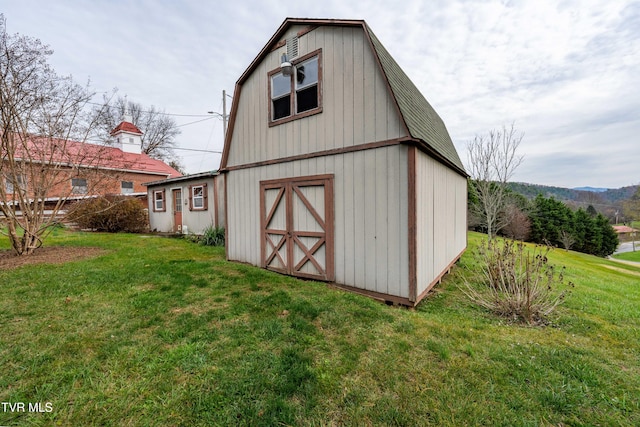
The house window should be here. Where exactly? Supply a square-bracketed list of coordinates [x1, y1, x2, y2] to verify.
[153, 190, 166, 212]
[271, 73, 291, 120]
[189, 184, 208, 211]
[71, 178, 88, 194]
[121, 181, 134, 194]
[295, 56, 319, 113]
[5, 175, 26, 194]
[269, 50, 321, 124]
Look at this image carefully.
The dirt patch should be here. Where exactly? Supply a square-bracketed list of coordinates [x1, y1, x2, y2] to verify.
[0, 246, 106, 270]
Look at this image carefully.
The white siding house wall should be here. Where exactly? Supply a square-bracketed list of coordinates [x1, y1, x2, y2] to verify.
[415, 151, 467, 296]
[225, 25, 408, 169]
[182, 178, 217, 234]
[148, 192, 173, 232]
[226, 145, 410, 298]
[147, 175, 225, 234]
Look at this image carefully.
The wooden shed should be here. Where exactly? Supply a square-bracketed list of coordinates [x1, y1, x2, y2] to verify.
[144, 171, 225, 235]
[220, 18, 467, 306]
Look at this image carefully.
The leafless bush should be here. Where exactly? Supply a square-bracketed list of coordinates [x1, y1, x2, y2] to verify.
[501, 204, 531, 241]
[463, 239, 572, 325]
[68, 196, 148, 233]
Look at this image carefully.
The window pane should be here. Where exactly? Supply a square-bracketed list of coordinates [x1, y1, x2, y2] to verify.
[296, 57, 318, 90]
[121, 181, 134, 194]
[273, 95, 291, 120]
[71, 178, 87, 194]
[271, 73, 290, 99]
[154, 191, 164, 210]
[192, 186, 205, 209]
[296, 85, 318, 113]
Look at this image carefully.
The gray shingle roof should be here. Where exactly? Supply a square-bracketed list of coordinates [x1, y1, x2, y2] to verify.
[365, 24, 466, 175]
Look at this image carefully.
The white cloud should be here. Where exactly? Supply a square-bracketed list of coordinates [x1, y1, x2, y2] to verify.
[2, 0, 639, 187]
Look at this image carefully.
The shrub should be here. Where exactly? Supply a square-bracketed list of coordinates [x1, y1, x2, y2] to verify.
[68, 196, 148, 233]
[200, 224, 225, 247]
[463, 238, 572, 325]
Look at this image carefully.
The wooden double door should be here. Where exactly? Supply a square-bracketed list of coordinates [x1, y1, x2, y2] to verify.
[260, 174, 334, 281]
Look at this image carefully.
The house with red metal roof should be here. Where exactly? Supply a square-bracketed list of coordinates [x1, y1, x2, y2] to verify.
[3, 119, 181, 205]
[613, 225, 638, 242]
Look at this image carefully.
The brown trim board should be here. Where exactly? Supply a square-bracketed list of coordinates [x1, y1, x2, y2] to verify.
[329, 282, 415, 307]
[407, 145, 417, 302]
[223, 170, 229, 260]
[213, 175, 219, 227]
[219, 83, 242, 170]
[414, 248, 466, 304]
[223, 138, 408, 172]
[330, 247, 465, 308]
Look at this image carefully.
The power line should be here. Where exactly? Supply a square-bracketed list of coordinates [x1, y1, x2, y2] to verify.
[86, 99, 226, 119]
[176, 117, 217, 128]
[173, 147, 221, 154]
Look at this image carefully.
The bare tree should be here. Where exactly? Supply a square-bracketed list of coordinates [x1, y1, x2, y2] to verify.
[558, 230, 576, 251]
[0, 15, 114, 255]
[95, 96, 181, 164]
[502, 203, 531, 241]
[466, 123, 524, 239]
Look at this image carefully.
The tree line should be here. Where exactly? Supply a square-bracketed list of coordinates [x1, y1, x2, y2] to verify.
[465, 124, 627, 258]
[469, 185, 620, 257]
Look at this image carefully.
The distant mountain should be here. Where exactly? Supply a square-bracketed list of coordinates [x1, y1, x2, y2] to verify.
[573, 186, 609, 193]
[507, 182, 638, 205]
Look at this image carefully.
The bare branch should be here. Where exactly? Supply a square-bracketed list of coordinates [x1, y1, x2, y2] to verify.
[466, 123, 524, 239]
[1, 15, 118, 255]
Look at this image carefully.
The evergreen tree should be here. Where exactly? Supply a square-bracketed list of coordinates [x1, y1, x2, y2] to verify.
[596, 214, 619, 256]
[572, 208, 590, 253]
[530, 196, 572, 246]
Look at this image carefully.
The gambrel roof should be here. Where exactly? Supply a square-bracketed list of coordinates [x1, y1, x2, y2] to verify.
[223, 18, 466, 176]
[364, 23, 466, 174]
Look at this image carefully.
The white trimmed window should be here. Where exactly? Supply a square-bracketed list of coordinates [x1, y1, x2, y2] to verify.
[5, 175, 26, 194]
[71, 178, 88, 194]
[189, 184, 208, 211]
[121, 181, 134, 194]
[269, 50, 321, 124]
[153, 190, 166, 212]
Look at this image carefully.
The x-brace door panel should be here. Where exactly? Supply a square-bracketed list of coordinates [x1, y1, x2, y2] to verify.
[260, 175, 334, 281]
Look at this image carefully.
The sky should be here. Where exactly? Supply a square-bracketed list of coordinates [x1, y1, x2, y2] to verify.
[2, 0, 639, 189]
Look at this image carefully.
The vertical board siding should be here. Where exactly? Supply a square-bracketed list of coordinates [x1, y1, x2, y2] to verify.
[415, 151, 467, 296]
[225, 145, 409, 298]
[147, 187, 173, 232]
[215, 174, 226, 228]
[148, 177, 224, 234]
[225, 26, 408, 168]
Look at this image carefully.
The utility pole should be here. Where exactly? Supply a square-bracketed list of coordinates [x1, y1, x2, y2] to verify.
[222, 90, 228, 140]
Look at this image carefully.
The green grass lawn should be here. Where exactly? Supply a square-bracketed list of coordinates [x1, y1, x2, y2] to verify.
[614, 249, 640, 263]
[1, 230, 639, 426]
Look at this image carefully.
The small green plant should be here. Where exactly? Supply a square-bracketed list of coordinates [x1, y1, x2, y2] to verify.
[463, 238, 572, 325]
[200, 224, 225, 247]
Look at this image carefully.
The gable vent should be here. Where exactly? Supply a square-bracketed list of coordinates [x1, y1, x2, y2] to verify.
[287, 36, 299, 59]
